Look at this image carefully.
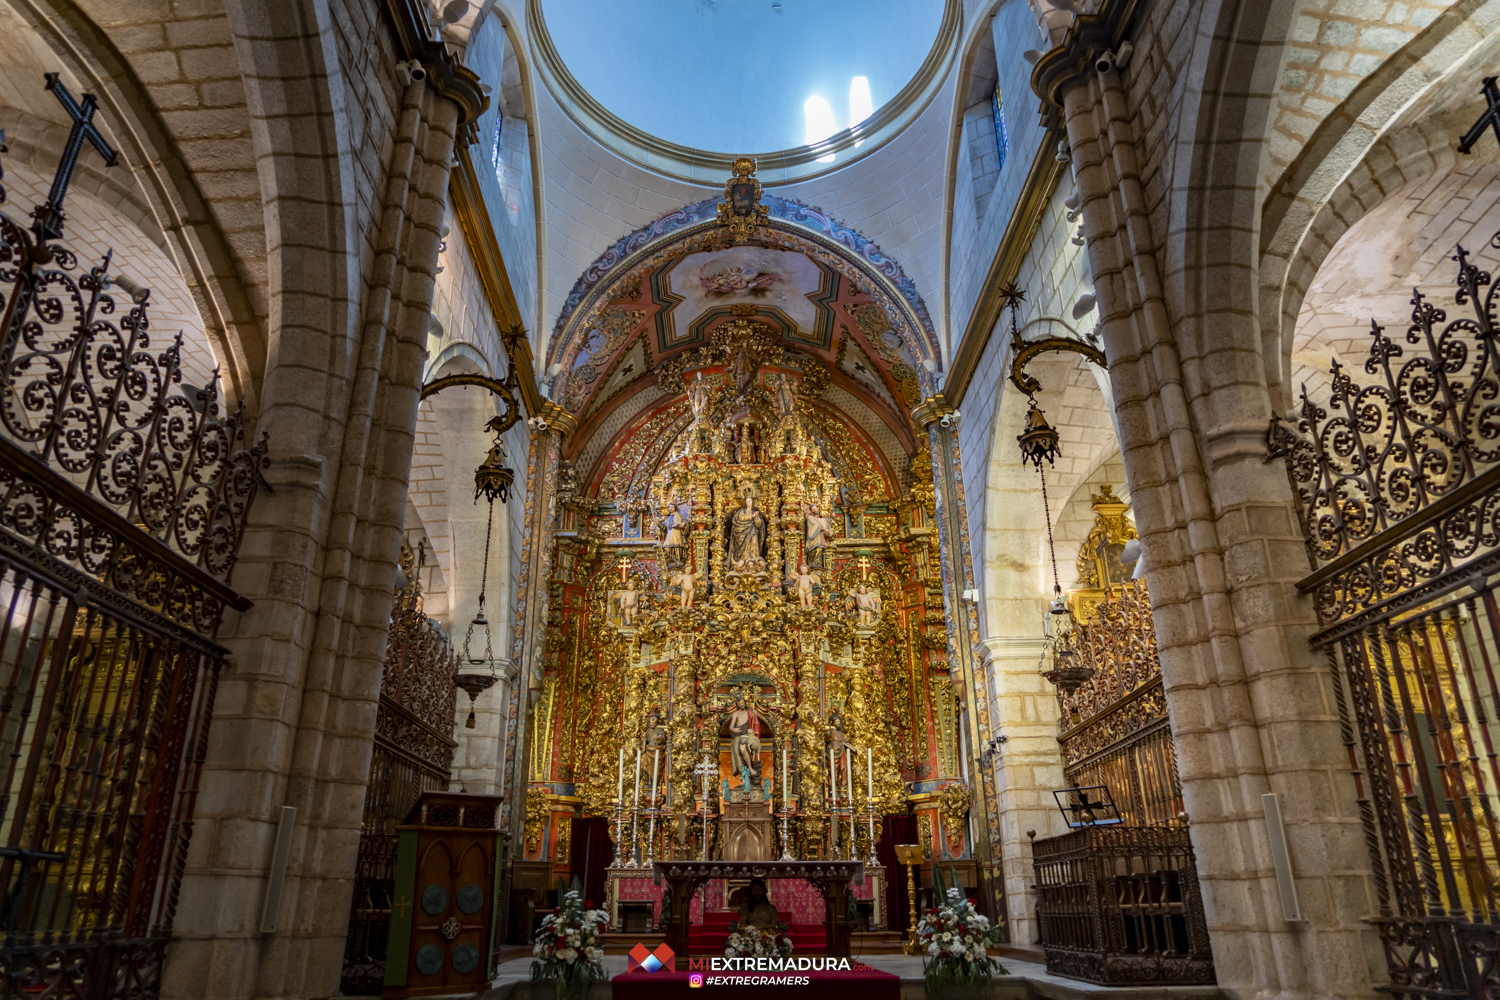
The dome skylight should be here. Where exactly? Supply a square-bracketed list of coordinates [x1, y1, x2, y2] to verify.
[533, 0, 952, 179]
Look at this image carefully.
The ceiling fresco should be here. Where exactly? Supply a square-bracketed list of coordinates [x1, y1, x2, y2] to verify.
[550, 174, 940, 509]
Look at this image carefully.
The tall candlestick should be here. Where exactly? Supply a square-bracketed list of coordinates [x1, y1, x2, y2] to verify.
[615, 746, 625, 866]
[630, 749, 642, 867]
[866, 747, 877, 866]
[828, 747, 838, 858]
[646, 748, 660, 865]
[779, 746, 793, 860]
[846, 747, 856, 861]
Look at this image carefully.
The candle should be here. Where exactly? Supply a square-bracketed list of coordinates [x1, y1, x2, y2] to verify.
[867, 746, 873, 802]
[845, 747, 854, 806]
[846, 747, 856, 858]
[647, 748, 660, 863]
[631, 749, 642, 863]
[634, 749, 642, 809]
[783, 747, 790, 811]
[828, 747, 837, 809]
[617, 746, 625, 803]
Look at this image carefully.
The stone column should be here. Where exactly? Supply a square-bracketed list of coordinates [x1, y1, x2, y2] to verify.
[979, 636, 1067, 949]
[161, 58, 486, 1000]
[912, 395, 1009, 936]
[1061, 63, 1380, 1000]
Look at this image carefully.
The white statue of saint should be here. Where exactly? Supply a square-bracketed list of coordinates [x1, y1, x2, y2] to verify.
[790, 563, 820, 608]
[852, 584, 881, 626]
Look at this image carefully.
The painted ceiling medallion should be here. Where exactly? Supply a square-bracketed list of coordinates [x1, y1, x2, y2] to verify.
[716, 158, 769, 244]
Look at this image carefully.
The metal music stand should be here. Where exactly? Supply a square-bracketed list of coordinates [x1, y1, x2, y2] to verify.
[1052, 784, 1123, 828]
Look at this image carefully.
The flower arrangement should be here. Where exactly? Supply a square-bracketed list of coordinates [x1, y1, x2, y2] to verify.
[724, 922, 794, 959]
[530, 890, 609, 1000]
[915, 886, 1007, 997]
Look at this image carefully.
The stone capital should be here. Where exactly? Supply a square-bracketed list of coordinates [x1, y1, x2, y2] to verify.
[534, 401, 579, 438]
[979, 635, 1050, 664]
[911, 394, 955, 428]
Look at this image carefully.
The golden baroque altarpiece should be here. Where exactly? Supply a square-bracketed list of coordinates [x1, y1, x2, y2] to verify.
[517, 321, 972, 887]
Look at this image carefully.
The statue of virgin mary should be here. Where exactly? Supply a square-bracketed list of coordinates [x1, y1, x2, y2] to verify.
[726, 493, 768, 575]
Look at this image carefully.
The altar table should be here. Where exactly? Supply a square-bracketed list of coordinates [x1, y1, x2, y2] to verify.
[651, 860, 864, 958]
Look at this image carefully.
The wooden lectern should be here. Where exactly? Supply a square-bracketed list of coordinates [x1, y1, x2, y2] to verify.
[383, 793, 506, 998]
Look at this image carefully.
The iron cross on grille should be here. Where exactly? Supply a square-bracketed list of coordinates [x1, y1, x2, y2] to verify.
[1459, 77, 1500, 155]
[32, 72, 118, 244]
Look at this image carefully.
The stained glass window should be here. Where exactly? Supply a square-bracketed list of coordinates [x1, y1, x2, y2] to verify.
[491, 116, 505, 186]
[992, 82, 1009, 172]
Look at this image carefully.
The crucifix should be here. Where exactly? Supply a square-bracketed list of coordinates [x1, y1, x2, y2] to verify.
[856, 555, 872, 582]
[34, 73, 119, 243]
[617, 554, 632, 584]
[693, 754, 717, 861]
[1460, 77, 1500, 155]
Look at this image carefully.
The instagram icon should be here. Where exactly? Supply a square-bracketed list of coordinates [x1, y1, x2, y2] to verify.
[688, 973, 705, 988]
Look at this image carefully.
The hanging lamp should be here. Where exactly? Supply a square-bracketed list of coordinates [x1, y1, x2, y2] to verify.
[455, 421, 510, 727]
[1017, 395, 1094, 694]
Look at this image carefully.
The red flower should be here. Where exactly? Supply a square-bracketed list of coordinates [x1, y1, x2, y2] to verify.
[585, 899, 594, 909]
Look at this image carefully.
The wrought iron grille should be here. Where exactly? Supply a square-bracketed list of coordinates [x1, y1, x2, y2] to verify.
[1269, 230, 1500, 998]
[1031, 578, 1211, 985]
[340, 579, 458, 995]
[1032, 826, 1214, 986]
[1058, 582, 1184, 828]
[1268, 235, 1500, 632]
[0, 76, 267, 999]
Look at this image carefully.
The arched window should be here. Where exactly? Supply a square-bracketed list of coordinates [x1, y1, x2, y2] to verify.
[490, 117, 504, 187]
[992, 82, 1009, 172]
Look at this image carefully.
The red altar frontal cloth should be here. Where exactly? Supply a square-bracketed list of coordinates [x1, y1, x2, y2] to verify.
[613, 966, 899, 999]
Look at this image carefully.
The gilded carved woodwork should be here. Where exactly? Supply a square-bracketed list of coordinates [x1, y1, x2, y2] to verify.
[523, 260, 959, 874]
[939, 782, 970, 856]
[1056, 490, 1184, 828]
[525, 795, 549, 858]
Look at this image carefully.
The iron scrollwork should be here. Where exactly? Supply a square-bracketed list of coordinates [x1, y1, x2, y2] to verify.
[1267, 232, 1500, 632]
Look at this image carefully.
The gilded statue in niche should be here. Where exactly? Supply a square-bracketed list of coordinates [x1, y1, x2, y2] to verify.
[615, 578, 640, 626]
[645, 706, 667, 751]
[850, 585, 882, 626]
[726, 493, 769, 577]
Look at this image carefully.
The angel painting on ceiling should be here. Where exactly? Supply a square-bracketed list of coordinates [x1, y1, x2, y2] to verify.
[700, 261, 777, 296]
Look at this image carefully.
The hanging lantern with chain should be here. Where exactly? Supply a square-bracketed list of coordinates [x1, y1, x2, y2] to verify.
[455, 419, 512, 727]
[1017, 395, 1094, 694]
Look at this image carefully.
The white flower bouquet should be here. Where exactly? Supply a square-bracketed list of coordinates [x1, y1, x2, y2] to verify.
[915, 886, 1006, 997]
[530, 889, 609, 1000]
[724, 923, 794, 959]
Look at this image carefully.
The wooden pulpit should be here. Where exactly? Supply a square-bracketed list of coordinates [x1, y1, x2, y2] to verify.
[383, 792, 506, 998]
